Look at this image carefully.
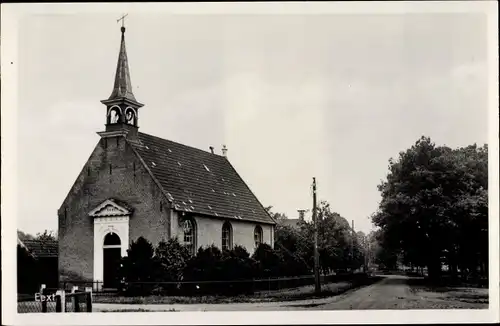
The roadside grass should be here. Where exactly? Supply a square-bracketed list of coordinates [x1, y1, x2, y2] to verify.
[407, 277, 489, 309]
[93, 276, 382, 305]
[100, 308, 177, 312]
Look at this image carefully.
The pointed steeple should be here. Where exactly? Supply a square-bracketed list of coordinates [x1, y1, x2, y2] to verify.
[104, 26, 141, 105]
[100, 25, 143, 140]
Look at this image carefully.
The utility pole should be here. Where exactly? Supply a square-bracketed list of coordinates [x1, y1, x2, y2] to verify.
[313, 177, 321, 293]
[351, 220, 354, 272]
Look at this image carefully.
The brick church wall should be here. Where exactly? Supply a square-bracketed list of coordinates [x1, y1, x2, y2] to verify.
[58, 136, 171, 282]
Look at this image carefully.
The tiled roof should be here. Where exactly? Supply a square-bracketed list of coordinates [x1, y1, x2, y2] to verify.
[17, 231, 34, 242]
[19, 239, 58, 258]
[129, 132, 275, 225]
[280, 219, 301, 228]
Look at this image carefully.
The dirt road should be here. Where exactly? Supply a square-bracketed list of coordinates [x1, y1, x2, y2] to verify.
[93, 274, 488, 312]
[310, 274, 420, 310]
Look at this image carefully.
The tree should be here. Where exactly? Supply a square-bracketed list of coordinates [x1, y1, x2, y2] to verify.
[372, 136, 488, 280]
[274, 224, 311, 276]
[35, 230, 57, 242]
[265, 206, 288, 222]
[315, 201, 366, 273]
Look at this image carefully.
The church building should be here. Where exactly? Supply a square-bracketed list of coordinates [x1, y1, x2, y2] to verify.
[57, 26, 276, 288]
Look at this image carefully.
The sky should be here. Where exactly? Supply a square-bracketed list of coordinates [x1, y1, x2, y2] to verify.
[14, 9, 490, 236]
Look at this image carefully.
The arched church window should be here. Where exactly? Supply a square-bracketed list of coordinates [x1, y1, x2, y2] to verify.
[183, 219, 196, 254]
[125, 108, 136, 126]
[254, 225, 263, 248]
[221, 222, 233, 251]
[108, 107, 121, 124]
[104, 232, 121, 246]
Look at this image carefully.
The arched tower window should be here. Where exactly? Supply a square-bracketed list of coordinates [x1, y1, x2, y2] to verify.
[125, 107, 137, 126]
[254, 225, 263, 248]
[221, 222, 233, 251]
[182, 219, 196, 255]
[108, 107, 122, 124]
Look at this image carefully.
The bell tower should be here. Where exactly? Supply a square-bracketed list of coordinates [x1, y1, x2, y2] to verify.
[99, 24, 144, 140]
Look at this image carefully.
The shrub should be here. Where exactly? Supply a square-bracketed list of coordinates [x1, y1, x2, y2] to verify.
[218, 246, 257, 294]
[119, 237, 156, 296]
[182, 245, 223, 295]
[252, 243, 281, 278]
[182, 245, 259, 295]
[153, 238, 192, 294]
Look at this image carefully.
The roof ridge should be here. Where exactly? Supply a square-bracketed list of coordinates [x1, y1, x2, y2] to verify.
[138, 132, 225, 158]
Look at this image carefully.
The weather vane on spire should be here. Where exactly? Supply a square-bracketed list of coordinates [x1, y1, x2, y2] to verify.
[117, 13, 128, 29]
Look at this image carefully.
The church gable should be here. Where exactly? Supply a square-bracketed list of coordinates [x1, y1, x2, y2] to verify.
[88, 199, 132, 217]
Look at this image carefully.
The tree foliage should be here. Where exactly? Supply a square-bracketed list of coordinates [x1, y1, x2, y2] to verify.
[118, 200, 372, 296]
[252, 243, 282, 277]
[273, 224, 311, 276]
[271, 201, 366, 275]
[119, 236, 157, 294]
[35, 230, 57, 242]
[372, 136, 488, 280]
[154, 238, 192, 282]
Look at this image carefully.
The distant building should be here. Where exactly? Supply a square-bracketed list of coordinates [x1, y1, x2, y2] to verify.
[278, 209, 308, 229]
[17, 235, 59, 290]
[18, 239, 58, 260]
[57, 26, 276, 289]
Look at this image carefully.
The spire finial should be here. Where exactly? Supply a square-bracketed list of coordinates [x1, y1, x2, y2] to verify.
[117, 13, 128, 32]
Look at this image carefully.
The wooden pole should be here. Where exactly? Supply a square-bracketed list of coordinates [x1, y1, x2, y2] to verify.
[55, 289, 65, 313]
[351, 220, 354, 272]
[313, 177, 321, 294]
[71, 286, 78, 312]
[86, 290, 92, 313]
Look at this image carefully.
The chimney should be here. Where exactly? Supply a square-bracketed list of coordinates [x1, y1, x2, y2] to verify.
[297, 209, 306, 221]
[209, 146, 214, 154]
[222, 145, 228, 157]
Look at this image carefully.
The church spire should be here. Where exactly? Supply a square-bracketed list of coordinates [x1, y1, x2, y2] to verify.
[100, 22, 143, 139]
[105, 26, 141, 105]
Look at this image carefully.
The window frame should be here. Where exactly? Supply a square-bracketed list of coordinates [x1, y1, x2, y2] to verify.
[254, 225, 263, 248]
[221, 222, 233, 251]
[182, 218, 196, 255]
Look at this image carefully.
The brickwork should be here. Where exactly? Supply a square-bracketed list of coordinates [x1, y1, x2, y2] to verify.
[58, 136, 171, 282]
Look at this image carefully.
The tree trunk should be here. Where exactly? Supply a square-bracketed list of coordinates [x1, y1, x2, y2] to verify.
[427, 258, 442, 281]
[448, 252, 458, 280]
